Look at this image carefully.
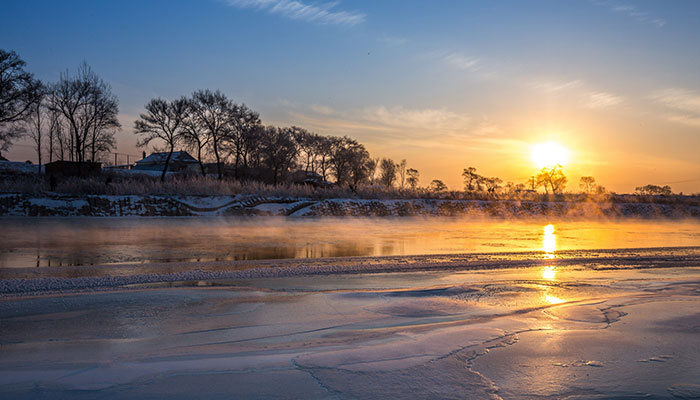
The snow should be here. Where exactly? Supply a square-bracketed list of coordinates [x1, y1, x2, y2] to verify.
[0, 160, 41, 174]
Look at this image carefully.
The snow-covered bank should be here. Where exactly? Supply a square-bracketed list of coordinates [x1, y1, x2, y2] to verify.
[1, 193, 699, 218]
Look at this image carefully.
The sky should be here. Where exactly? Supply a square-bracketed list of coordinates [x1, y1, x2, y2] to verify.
[3, 0, 700, 193]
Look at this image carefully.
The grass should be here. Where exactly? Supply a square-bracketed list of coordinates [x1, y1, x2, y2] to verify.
[0, 170, 698, 205]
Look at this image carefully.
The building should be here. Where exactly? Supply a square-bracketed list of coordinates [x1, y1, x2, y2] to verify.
[44, 161, 102, 177]
[133, 151, 199, 172]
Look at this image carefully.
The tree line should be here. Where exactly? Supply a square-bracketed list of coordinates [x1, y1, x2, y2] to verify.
[0, 49, 682, 197]
[0, 50, 120, 167]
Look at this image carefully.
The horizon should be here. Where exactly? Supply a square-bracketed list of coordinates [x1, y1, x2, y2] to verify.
[3, 0, 700, 193]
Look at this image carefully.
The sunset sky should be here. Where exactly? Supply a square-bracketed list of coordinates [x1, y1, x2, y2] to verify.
[3, 0, 700, 193]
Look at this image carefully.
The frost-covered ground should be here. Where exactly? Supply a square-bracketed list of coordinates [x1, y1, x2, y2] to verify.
[2, 251, 700, 399]
[2, 192, 700, 218]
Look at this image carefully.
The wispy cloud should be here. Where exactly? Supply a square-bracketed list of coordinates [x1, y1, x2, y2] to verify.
[224, 0, 365, 26]
[528, 79, 583, 93]
[442, 52, 480, 71]
[594, 1, 666, 28]
[527, 78, 623, 109]
[310, 104, 334, 115]
[585, 91, 623, 109]
[285, 103, 496, 147]
[651, 88, 700, 127]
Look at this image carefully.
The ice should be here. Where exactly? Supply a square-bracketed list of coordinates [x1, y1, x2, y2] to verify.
[1, 264, 700, 398]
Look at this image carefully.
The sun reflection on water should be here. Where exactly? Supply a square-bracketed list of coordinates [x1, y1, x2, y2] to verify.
[542, 266, 556, 280]
[545, 295, 565, 304]
[542, 224, 556, 258]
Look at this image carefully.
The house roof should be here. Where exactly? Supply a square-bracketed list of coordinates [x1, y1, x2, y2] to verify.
[135, 151, 198, 165]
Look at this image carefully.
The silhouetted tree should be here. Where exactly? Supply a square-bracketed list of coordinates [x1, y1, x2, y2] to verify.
[0, 49, 43, 151]
[330, 136, 371, 187]
[226, 102, 262, 179]
[134, 97, 189, 181]
[291, 127, 319, 173]
[50, 63, 119, 162]
[484, 177, 502, 193]
[314, 135, 334, 182]
[536, 165, 567, 194]
[379, 158, 397, 187]
[462, 167, 485, 192]
[23, 84, 48, 172]
[181, 103, 210, 176]
[258, 126, 298, 184]
[397, 159, 407, 189]
[429, 179, 447, 193]
[406, 168, 419, 190]
[189, 89, 232, 179]
[579, 176, 596, 194]
[635, 184, 672, 196]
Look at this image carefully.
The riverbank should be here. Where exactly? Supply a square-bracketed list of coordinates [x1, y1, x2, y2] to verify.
[2, 193, 699, 218]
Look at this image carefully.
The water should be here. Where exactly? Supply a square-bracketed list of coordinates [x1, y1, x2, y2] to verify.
[1, 217, 700, 268]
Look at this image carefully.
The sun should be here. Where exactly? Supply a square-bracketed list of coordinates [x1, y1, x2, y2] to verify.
[531, 142, 569, 169]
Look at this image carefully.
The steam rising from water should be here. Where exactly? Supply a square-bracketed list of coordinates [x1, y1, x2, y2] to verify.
[2, 217, 700, 268]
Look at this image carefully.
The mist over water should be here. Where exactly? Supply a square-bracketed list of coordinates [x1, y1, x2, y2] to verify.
[1, 217, 700, 268]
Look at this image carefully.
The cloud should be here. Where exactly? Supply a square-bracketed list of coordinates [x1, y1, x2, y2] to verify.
[528, 79, 583, 93]
[651, 88, 700, 113]
[594, 1, 666, 28]
[310, 104, 334, 115]
[585, 91, 623, 109]
[282, 104, 497, 149]
[442, 52, 480, 71]
[224, 0, 365, 26]
[651, 88, 700, 127]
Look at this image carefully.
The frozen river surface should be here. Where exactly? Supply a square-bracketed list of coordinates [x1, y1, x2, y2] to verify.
[2, 265, 700, 399]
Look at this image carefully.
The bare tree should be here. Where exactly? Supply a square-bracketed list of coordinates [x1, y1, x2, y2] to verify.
[189, 89, 233, 179]
[134, 97, 188, 181]
[291, 127, 318, 173]
[181, 101, 210, 176]
[536, 165, 567, 194]
[330, 136, 371, 187]
[379, 158, 397, 187]
[226, 102, 262, 179]
[314, 135, 334, 182]
[484, 177, 502, 193]
[406, 168, 419, 189]
[0, 49, 42, 151]
[635, 184, 672, 196]
[579, 176, 596, 194]
[50, 63, 119, 162]
[23, 85, 47, 172]
[258, 126, 298, 184]
[46, 104, 64, 163]
[462, 167, 484, 192]
[397, 159, 407, 189]
[429, 179, 447, 193]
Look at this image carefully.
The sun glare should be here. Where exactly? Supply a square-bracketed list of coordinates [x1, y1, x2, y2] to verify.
[531, 142, 569, 169]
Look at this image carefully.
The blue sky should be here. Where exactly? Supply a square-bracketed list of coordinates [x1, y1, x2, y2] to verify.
[3, 0, 700, 192]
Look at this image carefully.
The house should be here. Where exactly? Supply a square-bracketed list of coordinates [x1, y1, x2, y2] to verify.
[289, 170, 331, 188]
[133, 151, 199, 172]
[45, 161, 102, 177]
